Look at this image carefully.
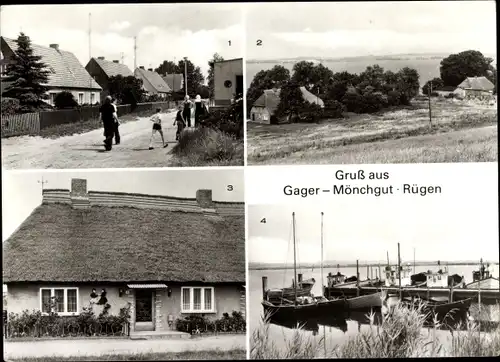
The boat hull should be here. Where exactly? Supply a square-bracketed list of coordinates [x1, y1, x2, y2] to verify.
[347, 292, 383, 310]
[262, 298, 347, 321]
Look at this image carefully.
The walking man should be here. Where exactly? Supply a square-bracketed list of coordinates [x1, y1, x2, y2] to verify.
[100, 96, 116, 151]
[112, 97, 120, 145]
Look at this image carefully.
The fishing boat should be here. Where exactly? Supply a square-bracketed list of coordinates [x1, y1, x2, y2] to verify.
[261, 212, 347, 321]
[385, 264, 412, 287]
[465, 259, 498, 289]
[266, 277, 315, 302]
[411, 267, 464, 288]
[402, 296, 474, 318]
[346, 292, 383, 310]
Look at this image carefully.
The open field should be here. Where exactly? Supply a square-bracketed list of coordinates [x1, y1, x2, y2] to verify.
[247, 98, 497, 165]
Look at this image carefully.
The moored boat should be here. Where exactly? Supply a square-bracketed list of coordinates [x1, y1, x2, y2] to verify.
[346, 292, 383, 310]
[266, 277, 315, 301]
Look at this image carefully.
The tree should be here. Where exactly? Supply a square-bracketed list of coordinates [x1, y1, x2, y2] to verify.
[108, 75, 145, 105]
[422, 77, 444, 96]
[395, 67, 420, 105]
[359, 65, 385, 92]
[246, 65, 291, 115]
[155, 60, 179, 76]
[275, 80, 306, 122]
[291, 61, 317, 90]
[2, 32, 51, 112]
[177, 58, 205, 97]
[440, 50, 494, 87]
[54, 91, 78, 109]
[196, 84, 210, 99]
[207, 53, 224, 99]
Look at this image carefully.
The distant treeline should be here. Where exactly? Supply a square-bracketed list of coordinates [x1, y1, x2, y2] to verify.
[249, 261, 499, 271]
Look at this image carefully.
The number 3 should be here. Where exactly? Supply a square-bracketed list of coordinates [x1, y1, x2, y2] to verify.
[227, 185, 233, 191]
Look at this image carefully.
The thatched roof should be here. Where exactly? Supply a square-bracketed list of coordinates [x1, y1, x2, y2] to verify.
[1, 37, 102, 91]
[3, 186, 244, 284]
[252, 86, 324, 114]
[162, 74, 184, 92]
[457, 76, 494, 91]
[135, 67, 171, 94]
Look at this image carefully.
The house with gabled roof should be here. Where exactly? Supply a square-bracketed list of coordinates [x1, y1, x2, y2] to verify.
[453, 76, 495, 98]
[134, 66, 171, 99]
[85, 56, 134, 102]
[2, 178, 245, 335]
[1, 37, 102, 106]
[250, 86, 324, 124]
[162, 73, 184, 92]
[214, 58, 243, 106]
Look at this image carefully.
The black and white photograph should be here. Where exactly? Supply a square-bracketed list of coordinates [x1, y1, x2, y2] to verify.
[245, 1, 497, 165]
[0, 3, 244, 169]
[2, 169, 246, 360]
[246, 165, 499, 358]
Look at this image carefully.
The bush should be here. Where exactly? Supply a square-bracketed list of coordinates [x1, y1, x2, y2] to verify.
[6, 306, 130, 338]
[54, 91, 78, 109]
[341, 90, 365, 113]
[387, 90, 402, 106]
[200, 94, 243, 138]
[322, 100, 345, 119]
[175, 311, 246, 334]
[1, 97, 21, 116]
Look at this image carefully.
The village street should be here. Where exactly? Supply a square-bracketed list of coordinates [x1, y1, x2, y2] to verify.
[1, 110, 179, 169]
[3, 334, 246, 359]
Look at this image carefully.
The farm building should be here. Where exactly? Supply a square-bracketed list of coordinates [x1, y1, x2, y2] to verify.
[162, 73, 184, 92]
[1, 37, 102, 105]
[85, 57, 134, 102]
[134, 66, 171, 99]
[213, 58, 243, 106]
[453, 76, 495, 98]
[433, 86, 457, 97]
[250, 86, 324, 124]
[2, 179, 245, 335]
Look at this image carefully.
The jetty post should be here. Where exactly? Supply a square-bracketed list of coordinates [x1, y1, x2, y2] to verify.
[449, 281, 454, 303]
[378, 263, 382, 282]
[298, 273, 303, 283]
[397, 243, 402, 300]
[367, 264, 369, 280]
[262, 276, 268, 300]
[356, 260, 360, 297]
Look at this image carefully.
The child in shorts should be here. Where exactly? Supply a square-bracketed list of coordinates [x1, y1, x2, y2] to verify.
[148, 108, 168, 150]
[173, 105, 186, 141]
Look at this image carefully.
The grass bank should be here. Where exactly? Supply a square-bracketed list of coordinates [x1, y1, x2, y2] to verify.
[8, 348, 246, 361]
[250, 303, 500, 358]
[247, 98, 497, 164]
[169, 127, 244, 167]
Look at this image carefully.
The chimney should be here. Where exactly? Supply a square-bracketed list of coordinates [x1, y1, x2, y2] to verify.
[70, 178, 90, 209]
[98, 56, 105, 60]
[49, 44, 59, 51]
[148, 68, 153, 72]
[113, 60, 119, 63]
[196, 189, 213, 209]
[139, 66, 145, 70]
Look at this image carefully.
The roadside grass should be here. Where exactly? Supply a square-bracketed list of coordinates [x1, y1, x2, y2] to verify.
[250, 303, 500, 359]
[7, 348, 246, 361]
[169, 127, 244, 167]
[247, 98, 497, 164]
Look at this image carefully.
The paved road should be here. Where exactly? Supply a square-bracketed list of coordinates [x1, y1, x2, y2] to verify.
[1, 111, 180, 169]
[3, 335, 245, 359]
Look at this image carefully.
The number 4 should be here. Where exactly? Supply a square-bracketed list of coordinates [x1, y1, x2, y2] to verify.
[260, 218, 266, 223]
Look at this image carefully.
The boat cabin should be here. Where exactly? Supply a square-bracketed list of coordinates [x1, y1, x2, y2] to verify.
[423, 268, 449, 288]
[327, 272, 346, 287]
[385, 264, 412, 287]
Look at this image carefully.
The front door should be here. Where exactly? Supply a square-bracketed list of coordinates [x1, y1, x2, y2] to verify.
[135, 289, 154, 331]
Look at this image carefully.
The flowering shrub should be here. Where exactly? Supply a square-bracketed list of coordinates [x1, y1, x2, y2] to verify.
[175, 311, 246, 334]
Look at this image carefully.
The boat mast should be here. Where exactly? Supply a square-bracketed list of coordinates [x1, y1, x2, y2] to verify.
[293, 212, 298, 306]
[321, 212, 324, 297]
[398, 243, 402, 300]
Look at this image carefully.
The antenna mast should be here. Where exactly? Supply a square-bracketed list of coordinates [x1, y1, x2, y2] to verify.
[89, 13, 92, 90]
[38, 177, 48, 194]
[134, 36, 137, 70]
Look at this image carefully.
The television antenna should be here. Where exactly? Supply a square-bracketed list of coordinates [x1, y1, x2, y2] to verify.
[38, 176, 48, 193]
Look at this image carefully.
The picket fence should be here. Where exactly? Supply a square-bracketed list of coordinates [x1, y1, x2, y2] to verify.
[1, 101, 176, 138]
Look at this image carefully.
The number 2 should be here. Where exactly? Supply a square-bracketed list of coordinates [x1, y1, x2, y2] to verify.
[256, 39, 262, 46]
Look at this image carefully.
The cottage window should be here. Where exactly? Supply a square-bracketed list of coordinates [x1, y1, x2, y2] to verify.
[49, 93, 56, 106]
[90, 93, 95, 104]
[39, 287, 79, 316]
[78, 93, 84, 104]
[181, 287, 215, 313]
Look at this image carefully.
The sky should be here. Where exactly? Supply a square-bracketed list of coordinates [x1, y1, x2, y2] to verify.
[0, 3, 244, 79]
[1, 168, 244, 242]
[246, 1, 497, 60]
[247, 164, 499, 265]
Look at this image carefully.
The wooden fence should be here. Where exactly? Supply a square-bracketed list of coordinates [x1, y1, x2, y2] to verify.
[1, 101, 177, 138]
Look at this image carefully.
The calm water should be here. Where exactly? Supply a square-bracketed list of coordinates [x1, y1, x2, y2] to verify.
[249, 265, 499, 354]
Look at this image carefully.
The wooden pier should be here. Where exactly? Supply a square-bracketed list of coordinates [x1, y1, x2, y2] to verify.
[324, 285, 500, 304]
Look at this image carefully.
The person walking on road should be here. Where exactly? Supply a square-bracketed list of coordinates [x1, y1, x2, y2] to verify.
[148, 108, 168, 150]
[100, 96, 116, 151]
[194, 94, 209, 127]
[183, 95, 193, 127]
[111, 97, 120, 145]
[173, 104, 186, 141]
